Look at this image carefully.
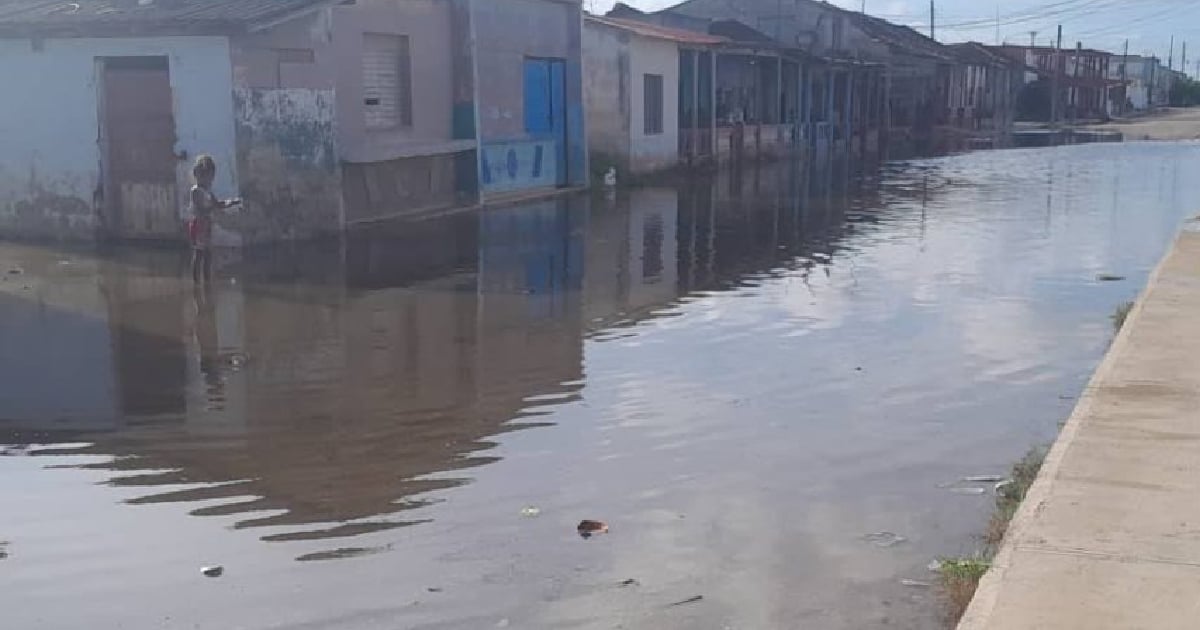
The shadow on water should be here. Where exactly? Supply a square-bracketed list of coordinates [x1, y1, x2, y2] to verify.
[3, 143, 1200, 629]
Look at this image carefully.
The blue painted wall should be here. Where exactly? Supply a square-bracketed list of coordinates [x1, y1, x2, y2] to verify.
[0, 36, 237, 240]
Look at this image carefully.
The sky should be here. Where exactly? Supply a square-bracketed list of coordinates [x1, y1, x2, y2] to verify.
[587, 0, 1200, 72]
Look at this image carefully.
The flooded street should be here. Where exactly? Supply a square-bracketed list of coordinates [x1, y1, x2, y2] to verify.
[3, 142, 1199, 629]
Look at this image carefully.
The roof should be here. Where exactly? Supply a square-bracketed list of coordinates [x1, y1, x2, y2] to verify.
[586, 14, 726, 45]
[948, 42, 1022, 67]
[993, 44, 1113, 57]
[845, 11, 956, 62]
[0, 0, 334, 37]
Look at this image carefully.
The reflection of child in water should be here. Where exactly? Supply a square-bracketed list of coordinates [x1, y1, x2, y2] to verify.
[192, 286, 225, 409]
[188, 155, 240, 284]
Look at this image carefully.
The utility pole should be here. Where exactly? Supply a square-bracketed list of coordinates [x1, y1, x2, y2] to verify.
[1051, 24, 1062, 126]
[1072, 41, 1082, 124]
[861, 0, 866, 13]
[930, 0, 935, 40]
[1121, 39, 1129, 116]
[995, 5, 1000, 46]
[1169, 35, 1174, 70]
[1029, 30, 1038, 48]
[1183, 41, 1188, 74]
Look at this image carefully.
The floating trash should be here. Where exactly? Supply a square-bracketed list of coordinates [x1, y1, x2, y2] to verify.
[863, 531, 907, 548]
[963, 475, 1006, 483]
[520, 506, 541, 518]
[577, 520, 609, 539]
[900, 579, 932, 588]
[927, 560, 943, 573]
[669, 595, 704, 607]
[200, 565, 224, 578]
[619, 578, 639, 587]
[949, 487, 987, 496]
[1096, 274, 1126, 282]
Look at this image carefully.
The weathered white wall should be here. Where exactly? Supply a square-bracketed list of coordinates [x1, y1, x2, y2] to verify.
[628, 36, 680, 175]
[583, 21, 631, 172]
[0, 36, 238, 240]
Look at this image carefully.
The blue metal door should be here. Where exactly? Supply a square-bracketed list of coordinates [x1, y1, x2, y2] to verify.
[523, 58, 568, 187]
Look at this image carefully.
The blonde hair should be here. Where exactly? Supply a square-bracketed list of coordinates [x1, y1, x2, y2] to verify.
[192, 154, 216, 182]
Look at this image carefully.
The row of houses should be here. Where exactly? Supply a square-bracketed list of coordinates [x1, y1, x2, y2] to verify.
[0, 0, 1174, 246]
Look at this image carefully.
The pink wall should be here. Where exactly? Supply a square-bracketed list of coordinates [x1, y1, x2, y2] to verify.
[231, 1, 457, 164]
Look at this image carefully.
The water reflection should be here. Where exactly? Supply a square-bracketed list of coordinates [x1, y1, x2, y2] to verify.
[4, 144, 1198, 629]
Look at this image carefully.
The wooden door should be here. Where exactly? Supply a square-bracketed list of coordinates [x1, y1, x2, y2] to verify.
[101, 56, 180, 240]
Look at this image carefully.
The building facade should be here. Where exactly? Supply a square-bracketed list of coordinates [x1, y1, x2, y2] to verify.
[0, 0, 587, 243]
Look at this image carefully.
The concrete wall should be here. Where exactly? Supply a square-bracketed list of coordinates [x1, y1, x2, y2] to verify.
[474, 0, 586, 194]
[231, 88, 341, 244]
[628, 36, 680, 174]
[582, 21, 632, 174]
[0, 36, 237, 241]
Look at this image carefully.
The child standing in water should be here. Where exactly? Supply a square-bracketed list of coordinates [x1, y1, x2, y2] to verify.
[188, 155, 239, 283]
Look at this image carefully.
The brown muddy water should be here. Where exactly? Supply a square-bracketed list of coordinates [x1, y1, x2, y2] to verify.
[3, 142, 1199, 629]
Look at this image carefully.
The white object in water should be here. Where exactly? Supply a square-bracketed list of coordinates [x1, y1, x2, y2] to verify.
[603, 167, 617, 188]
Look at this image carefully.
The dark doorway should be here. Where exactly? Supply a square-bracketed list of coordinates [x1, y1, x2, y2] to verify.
[100, 56, 181, 240]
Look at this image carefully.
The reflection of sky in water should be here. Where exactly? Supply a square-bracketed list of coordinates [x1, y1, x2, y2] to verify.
[2, 143, 1199, 629]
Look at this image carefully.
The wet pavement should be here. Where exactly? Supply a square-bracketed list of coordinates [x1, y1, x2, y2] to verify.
[3, 142, 1199, 629]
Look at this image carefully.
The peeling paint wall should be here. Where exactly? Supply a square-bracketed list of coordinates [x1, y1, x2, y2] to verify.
[0, 36, 237, 241]
[231, 88, 341, 245]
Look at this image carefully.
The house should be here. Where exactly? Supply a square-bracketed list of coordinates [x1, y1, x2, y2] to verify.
[945, 42, 1023, 134]
[583, 15, 725, 177]
[472, 0, 588, 200]
[0, 0, 343, 243]
[0, 0, 586, 243]
[992, 45, 1116, 123]
[1107, 55, 1163, 114]
[607, 2, 886, 163]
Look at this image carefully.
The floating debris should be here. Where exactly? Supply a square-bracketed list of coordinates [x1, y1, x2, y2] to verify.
[994, 479, 1015, 494]
[927, 560, 943, 573]
[949, 487, 987, 496]
[427, 587, 443, 593]
[669, 595, 704, 607]
[577, 520, 609, 539]
[0, 541, 9, 560]
[962, 475, 1006, 483]
[1096, 273, 1126, 282]
[6, 267, 21, 275]
[200, 565, 224, 578]
[900, 579, 932, 588]
[619, 578, 639, 587]
[863, 531, 907, 548]
[519, 506, 541, 518]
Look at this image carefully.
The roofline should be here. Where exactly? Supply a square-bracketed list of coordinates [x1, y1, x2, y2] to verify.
[0, 0, 337, 39]
[585, 14, 726, 45]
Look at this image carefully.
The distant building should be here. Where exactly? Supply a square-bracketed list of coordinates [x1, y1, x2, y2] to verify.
[990, 45, 1116, 123]
[1107, 55, 1164, 113]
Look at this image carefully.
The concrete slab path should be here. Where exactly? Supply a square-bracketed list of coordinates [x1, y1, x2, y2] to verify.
[960, 227, 1200, 629]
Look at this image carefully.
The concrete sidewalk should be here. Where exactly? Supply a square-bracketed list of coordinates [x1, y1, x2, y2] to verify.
[960, 227, 1200, 629]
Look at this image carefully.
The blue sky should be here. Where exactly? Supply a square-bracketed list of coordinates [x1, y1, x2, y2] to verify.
[587, 0, 1200, 72]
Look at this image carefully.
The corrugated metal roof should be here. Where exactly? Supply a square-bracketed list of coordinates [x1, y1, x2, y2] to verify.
[0, 0, 334, 36]
[587, 14, 726, 45]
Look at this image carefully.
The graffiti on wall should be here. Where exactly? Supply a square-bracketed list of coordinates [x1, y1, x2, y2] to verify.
[480, 140, 558, 194]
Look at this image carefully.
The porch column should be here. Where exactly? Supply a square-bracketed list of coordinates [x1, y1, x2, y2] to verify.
[796, 60, 803, 147]
[826, 69, 835, 129]
[844, 70, 854, 140]
[691, 49, 700, 160]
[775, 53, 784, 126]
[711, 50, 718, 162]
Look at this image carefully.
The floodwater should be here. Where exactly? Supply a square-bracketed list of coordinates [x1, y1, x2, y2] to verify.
[2, 142, 1199, 629]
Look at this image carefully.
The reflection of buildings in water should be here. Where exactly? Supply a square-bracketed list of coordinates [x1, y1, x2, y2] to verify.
[0, 207, 587, 556]
[2, 164, 886, 556]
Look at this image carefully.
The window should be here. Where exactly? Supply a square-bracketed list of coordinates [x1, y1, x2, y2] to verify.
[275, 48, 314, 87]
[644, 73, 664, 135]
[362, 33, 412, 129]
